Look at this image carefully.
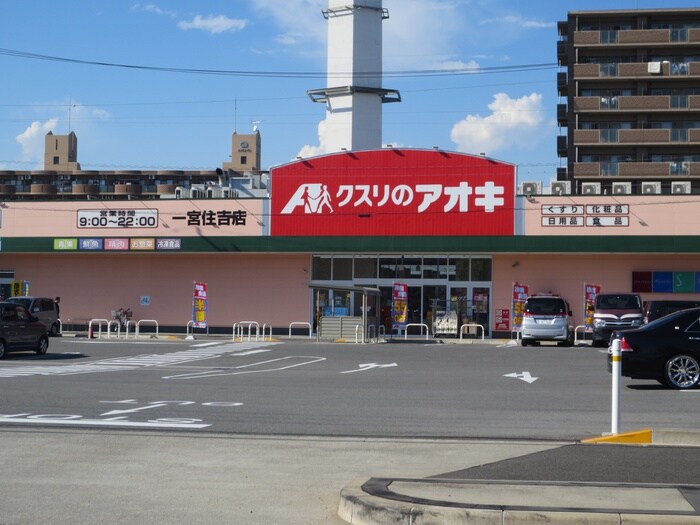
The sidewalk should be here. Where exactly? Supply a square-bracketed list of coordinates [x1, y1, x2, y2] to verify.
[338, 429, 700, 524]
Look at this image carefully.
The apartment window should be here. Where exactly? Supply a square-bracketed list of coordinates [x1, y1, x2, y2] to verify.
[671, 28, 688, 42]
[671, 129, 689, 142]
[600, 30, 618, 44]
[601, 163, 619, 177]
[671, 95, 689, 109]
[671, 161, 690, 176]
[600, 129, 618, 143]
[600, 96, 618, 110]
[600, 63, 618, 77]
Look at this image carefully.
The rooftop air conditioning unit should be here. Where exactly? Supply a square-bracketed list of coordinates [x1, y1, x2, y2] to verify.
[672, 181, 691, 194]
[581, 182, 601, 195]
[551, 181, 571, 195]
[612, 181, 631, 195]
[648, 61, 662, 74]
[520, 181, 542, 196]
[642, 181, 662, 195]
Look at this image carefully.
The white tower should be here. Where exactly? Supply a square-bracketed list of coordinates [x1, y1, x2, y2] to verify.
[308, 0, 400, 153]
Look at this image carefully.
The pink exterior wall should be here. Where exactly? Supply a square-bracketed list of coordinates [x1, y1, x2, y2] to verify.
[0, 200, 264, 237]
[2, 253, 310, 329]
[524, 196, 700, 235]
[493, 254, 700, 329]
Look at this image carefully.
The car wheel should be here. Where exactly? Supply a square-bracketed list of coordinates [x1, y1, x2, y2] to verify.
[49, 322, 59, 337]
[35, 336, 48, 356]
[0, 340, 6, 359]
[521, 339, 528, 347]
[664, 354, 700, 389]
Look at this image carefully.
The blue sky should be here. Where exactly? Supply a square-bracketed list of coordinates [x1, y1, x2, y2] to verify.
[2, 0, 700, 186]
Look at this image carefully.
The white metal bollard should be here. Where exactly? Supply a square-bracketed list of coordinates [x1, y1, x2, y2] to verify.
[611, 338, 621, 434]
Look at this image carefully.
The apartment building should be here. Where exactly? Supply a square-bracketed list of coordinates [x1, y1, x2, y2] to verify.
[557, 8, 700, 196]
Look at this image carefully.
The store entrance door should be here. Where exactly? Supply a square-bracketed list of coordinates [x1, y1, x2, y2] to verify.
[447, 286, 490, 337]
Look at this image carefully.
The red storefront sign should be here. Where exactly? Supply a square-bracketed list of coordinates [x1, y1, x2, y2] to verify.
[270, 149, 515, 236]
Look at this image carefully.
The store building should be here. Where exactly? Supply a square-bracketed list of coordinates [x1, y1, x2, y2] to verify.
[3, 5, 700, 338]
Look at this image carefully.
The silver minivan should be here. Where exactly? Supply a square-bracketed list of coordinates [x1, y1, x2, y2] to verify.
[7, 296, 59, 336]
[521, 295, 573, 346]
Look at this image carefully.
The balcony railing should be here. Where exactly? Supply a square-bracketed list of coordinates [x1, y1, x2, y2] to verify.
[574, 128, 700, 145]
[574, 95, 700, 112]
[573, 28, 700, 46]
[572, 161, 700, 178]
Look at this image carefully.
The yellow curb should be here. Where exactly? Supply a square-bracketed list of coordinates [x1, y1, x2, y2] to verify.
[582, 428, 653, 445]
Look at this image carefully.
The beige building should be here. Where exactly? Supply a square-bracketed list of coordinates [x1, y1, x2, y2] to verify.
[0, 129, 266, 201]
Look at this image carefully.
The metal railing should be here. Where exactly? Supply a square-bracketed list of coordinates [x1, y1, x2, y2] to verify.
[404, 323, 429, 340]
[136, 320, 159, 339]
[459, 323, 485, 341]
[288, 322, 312, 338]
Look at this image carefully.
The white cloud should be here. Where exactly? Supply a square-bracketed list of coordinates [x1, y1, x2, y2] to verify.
[449, 92, 545, 155]
[480, 15, 555, 29]
[16, 118, 59, 163]
[131, 3, 177, 18]
[250, 0, 326, 49]
[177, 15, 247, 34]
[296, 119, 329, 159]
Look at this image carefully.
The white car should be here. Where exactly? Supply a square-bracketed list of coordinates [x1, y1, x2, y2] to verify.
[521, 295, 574, 346]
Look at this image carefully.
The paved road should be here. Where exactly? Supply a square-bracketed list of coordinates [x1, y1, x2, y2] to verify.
[0, 337, 698, 439]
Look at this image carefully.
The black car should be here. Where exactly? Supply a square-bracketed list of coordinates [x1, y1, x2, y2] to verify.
[0, 302, 49, 358]
[609, 307, 700, 389]
[642, 300, 700, 324]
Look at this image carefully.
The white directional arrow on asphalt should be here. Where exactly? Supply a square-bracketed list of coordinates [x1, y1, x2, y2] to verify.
[340, 362, 398, 374]
[504, 371, 538, 384]
[100, 403, 169, 416]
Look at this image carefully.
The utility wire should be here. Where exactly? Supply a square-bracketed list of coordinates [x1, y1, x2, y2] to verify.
[0, 47, 557, 79]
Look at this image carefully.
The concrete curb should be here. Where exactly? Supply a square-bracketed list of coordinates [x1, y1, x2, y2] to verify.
[339, 431, 700, 525]
[583, 428, 700, 447]
[338, 479, 700, 525]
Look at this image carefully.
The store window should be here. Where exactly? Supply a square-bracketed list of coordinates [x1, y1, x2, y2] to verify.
[379, 257, 401, 279]
[423, 258, 448, 279]
[450, 258, 470, 281]
[354, 257, 377, 279]
[333, 257, 352, 280]
[312, 256, 332, 280]
[471, 258, 492, 281]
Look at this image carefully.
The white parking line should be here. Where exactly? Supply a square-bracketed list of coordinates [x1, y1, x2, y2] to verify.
[0, 342, 279, 379]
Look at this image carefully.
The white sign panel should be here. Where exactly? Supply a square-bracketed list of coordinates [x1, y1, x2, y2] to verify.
[78, 209, 158, 229]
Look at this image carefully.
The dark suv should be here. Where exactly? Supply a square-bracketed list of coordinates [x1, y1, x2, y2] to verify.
[591, 293, 643, 347]
[7, 296, 60, 336]
[0, 302, 49, 358]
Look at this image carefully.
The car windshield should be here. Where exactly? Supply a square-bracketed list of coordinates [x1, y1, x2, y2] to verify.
[596, 294, 641, 309]
[526, 298, 566, 315]
[7, 297, 31, 308]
